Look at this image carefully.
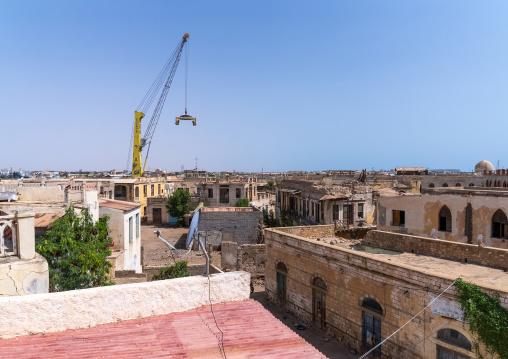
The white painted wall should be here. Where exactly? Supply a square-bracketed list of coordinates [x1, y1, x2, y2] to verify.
[99, 206, 141, 273]
[0, 271, 250, 339]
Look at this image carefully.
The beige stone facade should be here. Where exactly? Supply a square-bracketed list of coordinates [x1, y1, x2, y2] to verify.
[377, 187, 508, 249]
[264, 226, 506, 358]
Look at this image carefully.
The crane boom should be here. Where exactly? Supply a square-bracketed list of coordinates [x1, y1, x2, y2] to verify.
[132, 33, 189, 177]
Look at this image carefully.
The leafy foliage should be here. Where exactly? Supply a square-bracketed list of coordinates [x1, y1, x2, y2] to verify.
[455, 278, 508, 359]
[36, 204, 114, 292]
[235, 198, 250, 207]
[152, 261, 190, 280]
[264, 180, 276, 191]
[166, 189, 191, 227]
[263, 209, 293, 228]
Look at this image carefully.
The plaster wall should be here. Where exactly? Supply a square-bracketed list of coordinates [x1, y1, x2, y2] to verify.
[0, 271, 250, 339]
[100, 207, 141, 273]
[378, 193, 508, 248]
[0, 254, 48, 296]
[221, 241, 265, 278]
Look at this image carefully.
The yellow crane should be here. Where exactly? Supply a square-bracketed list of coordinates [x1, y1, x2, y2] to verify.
[131, 33, 195, 177]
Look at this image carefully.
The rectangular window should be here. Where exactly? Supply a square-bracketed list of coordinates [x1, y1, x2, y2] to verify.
[392, 210, 405, 226]
[151, 184, 154, 196]
[358, 203, 364, 219]
[333, 205, 339, 221]
[158, 183, 161, 194]
[208, 188, 213, 198]
[136, 213, 139, 238]
[236, 188, 241, 198]
[143, 185, 147, 196]
[129, 216, 133, 243]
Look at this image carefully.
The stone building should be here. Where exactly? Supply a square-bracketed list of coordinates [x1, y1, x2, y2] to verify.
[112, 178, 168, 217]
[276, 179, 375, 227]
[196, 207, 263, 248]
[377, 187, 508, 249]
[195, 177, 259, 207]
[265, 225, 506, 358]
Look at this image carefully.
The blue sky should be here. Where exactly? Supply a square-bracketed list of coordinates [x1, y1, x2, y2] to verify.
[2, 1, 507, 172]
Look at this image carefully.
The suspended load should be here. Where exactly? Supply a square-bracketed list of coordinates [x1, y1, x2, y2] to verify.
[175, 110, 196, 126]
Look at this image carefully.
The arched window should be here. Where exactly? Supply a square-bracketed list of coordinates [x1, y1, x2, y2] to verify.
[276, 262, 287, 303]
[504, 181, 507, 188]
[437, 329, 471, 351]
[442, 183, 449, 187]
[312, 277, 327, 291]
[429, 183, 435, 188]
[362, 298, 383, 314]
[135, 187, 139, 198]
[456, 183, 461, 187]
[439, 206, 452, 232]
[469, 183, 475, 187]
[362, 298, 382, 356]
[492, 209, 508, 239]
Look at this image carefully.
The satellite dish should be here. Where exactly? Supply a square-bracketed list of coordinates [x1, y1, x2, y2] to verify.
[430, 228, 436, 238]
[477, 234, 483, 244]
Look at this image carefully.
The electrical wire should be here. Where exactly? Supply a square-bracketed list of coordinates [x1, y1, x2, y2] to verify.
[357, 279, 457, 359]
[391, 319, 452, 359]
[208, 275, 227, 359]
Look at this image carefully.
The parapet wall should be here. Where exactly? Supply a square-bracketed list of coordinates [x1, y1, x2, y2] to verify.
[0, 271, 250, 339]
[363, 230, 508, 270]
[273, 224, 335, 238]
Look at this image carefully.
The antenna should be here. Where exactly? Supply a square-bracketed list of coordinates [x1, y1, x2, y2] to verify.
[195, 157, 198, 170]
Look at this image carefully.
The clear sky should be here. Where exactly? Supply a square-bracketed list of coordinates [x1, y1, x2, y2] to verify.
[2, 1, 508, 173]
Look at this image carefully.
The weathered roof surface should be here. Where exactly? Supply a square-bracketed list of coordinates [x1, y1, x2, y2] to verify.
[34, 213, 63, 228]
[201, 207, 254, 212]
[319, 193, 348, 201]
[99, 199, 140, 212]
[0, 299, 326, 358]
[396, 167, 428, 171]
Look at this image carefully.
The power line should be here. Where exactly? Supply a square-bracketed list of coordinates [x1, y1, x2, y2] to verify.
[358, 279, 457, 359]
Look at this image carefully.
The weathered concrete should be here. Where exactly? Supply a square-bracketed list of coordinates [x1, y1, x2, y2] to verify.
[0, 271, 250, 339]
[0, 254, 48, 296]
[221, 241, 265, 278]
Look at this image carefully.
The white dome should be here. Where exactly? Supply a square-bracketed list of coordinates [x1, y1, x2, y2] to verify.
[475, 160, 494, 173]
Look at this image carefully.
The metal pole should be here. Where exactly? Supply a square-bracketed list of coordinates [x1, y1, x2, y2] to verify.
[198, 236, 210, 277]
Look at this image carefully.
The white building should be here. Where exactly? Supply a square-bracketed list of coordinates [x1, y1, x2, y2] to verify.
[99, 199, 142, 273]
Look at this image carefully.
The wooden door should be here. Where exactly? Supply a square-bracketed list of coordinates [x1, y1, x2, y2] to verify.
[153, 208, 162, 225]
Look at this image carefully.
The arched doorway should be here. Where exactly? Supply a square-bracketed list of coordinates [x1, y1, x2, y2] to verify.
[312, 277, 327, 330]
[362, 298, 383, 357]
[276, 262, 287, 304]
[492, 209, 508, 239]
[438, 206, 452, 232]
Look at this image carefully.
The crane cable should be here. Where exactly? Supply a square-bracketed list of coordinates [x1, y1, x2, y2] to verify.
[185, 41, 188, 114]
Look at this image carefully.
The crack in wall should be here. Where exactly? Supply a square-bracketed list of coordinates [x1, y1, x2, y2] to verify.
[5, 265, 21, 296]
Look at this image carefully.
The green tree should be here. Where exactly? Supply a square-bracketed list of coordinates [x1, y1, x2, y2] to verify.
[36, 204, 114, 292]
[235, 198, 250, 207]
[166, 189, 191, 227]
[152, 261, 190, 280]
[265, 180, 276, 191]
[263, 209, 293, 228]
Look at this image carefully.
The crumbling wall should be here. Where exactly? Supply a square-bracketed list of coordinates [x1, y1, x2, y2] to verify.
[221, 241, 265, 279]
[198, 209, 262, 245]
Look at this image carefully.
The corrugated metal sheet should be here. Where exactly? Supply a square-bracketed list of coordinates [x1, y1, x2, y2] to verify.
[0, 300, 326, 358]
[99, 199, 140, 212]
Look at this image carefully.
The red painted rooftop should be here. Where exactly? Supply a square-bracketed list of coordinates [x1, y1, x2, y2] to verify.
[0, 299, 326, 358]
